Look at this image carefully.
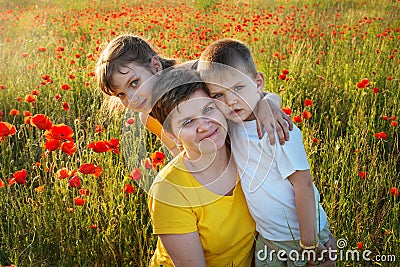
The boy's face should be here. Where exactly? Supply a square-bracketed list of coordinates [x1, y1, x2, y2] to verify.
[205, 69, 262, 122]
[110, 62, 159, 113]
[167, 90, 228, 158]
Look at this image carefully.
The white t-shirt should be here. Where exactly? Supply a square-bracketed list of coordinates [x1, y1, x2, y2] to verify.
[229, 120, 328, 241]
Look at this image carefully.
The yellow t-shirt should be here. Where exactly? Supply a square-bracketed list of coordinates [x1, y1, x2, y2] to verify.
[148, 154, 256, 267]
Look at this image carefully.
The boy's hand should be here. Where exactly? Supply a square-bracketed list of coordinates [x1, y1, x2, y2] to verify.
[255, 96, 293, 145]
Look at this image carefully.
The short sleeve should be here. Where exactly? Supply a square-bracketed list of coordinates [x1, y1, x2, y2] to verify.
[148, 179, 198, 235]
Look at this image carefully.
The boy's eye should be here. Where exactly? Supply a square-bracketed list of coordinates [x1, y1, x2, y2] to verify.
[234, 85, 244, 91]
[130, 80, 139, 87]
[203, 106, 214, 113]
[211, 93, 223, 99]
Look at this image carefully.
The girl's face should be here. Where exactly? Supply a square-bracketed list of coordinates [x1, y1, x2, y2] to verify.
[168, 90, 228, 159]
[110, 58, 161, 113]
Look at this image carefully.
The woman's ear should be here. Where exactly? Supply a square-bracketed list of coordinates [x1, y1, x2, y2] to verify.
[150, 56, 163, 74]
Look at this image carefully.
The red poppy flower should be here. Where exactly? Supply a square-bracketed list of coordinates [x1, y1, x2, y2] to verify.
[79, 188, 90, 196]
[37, 47, 47, 52]
[107, 138, 119, 154]
[356, 78, 370, 89]
[374, 132, 388, 140]
[88, 140, 109, 153]
[23, 111, 32, 117]
[390, 116, 396, 121]
[129, 168, 141, 181]
[304, 99, 313, 107]
[281, 107, 292, 115]
[142, 158, 153, 169]
[382, 116, 388, 120]
[312, 138, 319, 143]
[62, 102, 69, 111]
[74, 196, 85, 206]
[61, 140, 77, 156]
[126, 118, 136, 125]
[358, 172, 367, 179]
[31, 114, 53, 130]
[372, 87, 379, 93]
[24, 94, 36, 103]
[68, 175, 81, 187]
[95, 125, 104, 133]
[45, 138, 61, 151]
[9, 109, 20, 116]
[0, 122, 16, 140]
[0, 179, 4, 188]
[56, 167, 75, 180]
[389, 187, 399, 196]
[44, 124, 74, 141]
[54, 94, 62, 100]
[124, 183, 135, 194]
[302, 111, 312, 120]
[61, 84, 71, 91]
[293, 115, 302, 123]
[151, 151, 165, 167]
[79, 163, 102, 178]
[13, 169, 27, 184]
[89, 224, 97, 229]
[391, 121, 398, 127]
[357, 242, 362, 250]
[31, 89, 40, 96]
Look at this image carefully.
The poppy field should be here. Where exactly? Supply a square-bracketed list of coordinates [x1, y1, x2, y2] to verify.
[0, 0, 399, 266]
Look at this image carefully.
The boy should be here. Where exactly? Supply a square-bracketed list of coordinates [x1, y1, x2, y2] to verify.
[197, 39, 336, 267]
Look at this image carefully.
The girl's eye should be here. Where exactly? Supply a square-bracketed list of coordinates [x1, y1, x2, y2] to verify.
[116, 92, 125, 98]
[130, 80, 139, 87]
[211, 93, 223, 99]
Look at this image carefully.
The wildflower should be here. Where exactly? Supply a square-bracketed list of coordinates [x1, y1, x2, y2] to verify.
[358, 172, 367, 180]
[356, 78, 370, 89]
[44, 124, 74, 141]
[45, 138, 61, 151]
[62, 102, 69, 111]
[31, 114, 53, 130]
[61, 84, 71, 91]
[37, 47, 47, 52]
[282, 107, 292, 115]
[54, 94, 62, 100]
[107, 138, 119, 154]
[79, 163, 102, 178]
[13, 169, 27, 184]
[302, 111, 312, 120]
[391, 121, 398, 127]
[34, 185, 45, 193]
[89, 224, 97, 229]
[124, 183, 135, 194]
[95, 125, 104, 133]
[293, 116, 302, 123]
[9, 109, 20, 116]
[60, 140, 77, 156]
[126, 118, 136, 125]
[31, 89, 40, 96]
[357, 242, 362, 250]
[312, 138, 319, 143]
[79, 188, 90, 196]
[74, 196, 85, 206]
[382, 116, 388, 120]
[374, 132, 388, 140]
[0, 122, 16, 141]
[304, 99, 313, 107]
[389, 187, 399, 196]
[151, 151, 165, 167]
[66, 207, 74, 213]
[129, 168, 141, 181]
[88, 140, 109, 153]
[56, 167, 75, 180]
[23, 111, 32, 117]
[0, 179, 5, 188]
[68, 175, 81, 187]
[372, 87, 379, 93]
[142, 158, 153, 169]
[24, 94, 36, 103]
[390, 116, 396, 121]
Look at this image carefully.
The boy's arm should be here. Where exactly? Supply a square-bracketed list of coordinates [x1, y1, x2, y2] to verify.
[287, 170, 317, 247]
[255, 92, 293, 145]
[140, 112, 181, 156]
[159, 232, 207, 267]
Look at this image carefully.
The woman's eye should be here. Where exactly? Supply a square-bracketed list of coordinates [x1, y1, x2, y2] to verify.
[182, 119, 194, 127]
[130, 80, 139, 87]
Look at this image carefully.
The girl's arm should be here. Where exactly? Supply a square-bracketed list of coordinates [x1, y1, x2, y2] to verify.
[139, 112, 181, 156]
[255, 92, 293, 145]
[288, 170, 317, 247]
[159, 232, 207, 267]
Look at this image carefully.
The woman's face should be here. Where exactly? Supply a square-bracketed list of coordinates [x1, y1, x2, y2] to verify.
[110, 61, 160, 113]
[168, 90, 228, 158]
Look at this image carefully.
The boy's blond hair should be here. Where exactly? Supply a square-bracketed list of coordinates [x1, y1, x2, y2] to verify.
[197, 38, 257, 80]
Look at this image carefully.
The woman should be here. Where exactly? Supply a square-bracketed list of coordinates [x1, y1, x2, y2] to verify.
[148, 68, 256, 266]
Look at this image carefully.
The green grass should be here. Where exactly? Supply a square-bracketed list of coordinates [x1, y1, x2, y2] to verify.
[0, 0, 399, 266]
